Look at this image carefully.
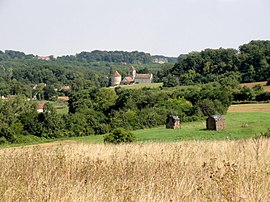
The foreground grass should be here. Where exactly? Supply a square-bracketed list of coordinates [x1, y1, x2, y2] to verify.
[0, 140, 269, 201]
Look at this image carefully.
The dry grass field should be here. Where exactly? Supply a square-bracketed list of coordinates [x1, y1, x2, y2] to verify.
[240, 81, 270, 92]
[228, 103, 270, 112]
[1, 140, 269, 201]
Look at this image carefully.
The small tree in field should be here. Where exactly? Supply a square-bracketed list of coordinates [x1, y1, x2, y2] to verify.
[104, 128, 135, 144]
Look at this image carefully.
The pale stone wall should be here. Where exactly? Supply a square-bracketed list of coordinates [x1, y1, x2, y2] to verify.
[135, 78, 152, 84]
[111, 76, 122, 86]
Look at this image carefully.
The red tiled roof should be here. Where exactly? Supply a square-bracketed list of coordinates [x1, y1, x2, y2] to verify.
[123, 77, 134, 82]
[112, 71, 121, 77]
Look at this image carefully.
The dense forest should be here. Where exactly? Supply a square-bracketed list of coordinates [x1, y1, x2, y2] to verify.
[0, 40, 270, 144]
[157, 40, 270, 87]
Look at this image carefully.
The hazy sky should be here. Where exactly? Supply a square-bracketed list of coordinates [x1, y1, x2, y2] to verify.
[0, 0, 269, 57]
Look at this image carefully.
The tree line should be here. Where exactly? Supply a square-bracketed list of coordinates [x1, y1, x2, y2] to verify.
[0, 83, 233, 144]
[157, 40, 270, 87]
[1, 79, 269, 144]
[1, 40, 269, 99]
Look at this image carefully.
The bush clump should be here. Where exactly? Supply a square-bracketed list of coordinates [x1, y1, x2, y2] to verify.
[260, 128, 270, 138]
[0, 137, 8, 145]
[104, 128, 136, 144]
[254, 128, 270, 139]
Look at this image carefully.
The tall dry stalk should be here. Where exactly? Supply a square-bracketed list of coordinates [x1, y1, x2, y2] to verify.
[0, 140, 269, 201]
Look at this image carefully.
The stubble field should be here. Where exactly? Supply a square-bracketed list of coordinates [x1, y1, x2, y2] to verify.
[0, 140, 269, 201]
[228, 103, 270, 112]
[240, 81, 270, 92]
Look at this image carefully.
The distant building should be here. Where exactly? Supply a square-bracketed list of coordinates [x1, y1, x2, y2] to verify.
[166, 115, 180, 129]
[120, 76, 134, 85]
[134, 73, 153, 84]
[152, 57, 168, 64]
[61, 86, 71, 91]
[37, 102, 45, 113]
[110, 71, 122, 86]
[38, 56, 50, 60]
[111, 66, 153, 86]
[206, 115, 226, 130]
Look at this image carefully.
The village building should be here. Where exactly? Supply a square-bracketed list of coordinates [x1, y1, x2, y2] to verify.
[110, 71, 122, 86]
[111, 66, 153, 86]
[134, 73, 153, 84]
[61, 85, 71, 91]
[38, 56, 50, 60]
[37, 102, 45, 113]
[166, 115, 180, 129]
[120, 77, 134, 85]
[206, 115, 226, 131]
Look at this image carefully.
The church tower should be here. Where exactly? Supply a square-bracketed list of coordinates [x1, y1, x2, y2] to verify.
[129, 66, 136, 80]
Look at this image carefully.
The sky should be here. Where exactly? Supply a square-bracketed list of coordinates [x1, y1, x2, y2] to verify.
[0, 0, 269, 57]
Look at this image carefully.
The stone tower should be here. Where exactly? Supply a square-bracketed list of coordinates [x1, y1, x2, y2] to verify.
[110, 71, 122, 86]
[129, 66, 136, 80]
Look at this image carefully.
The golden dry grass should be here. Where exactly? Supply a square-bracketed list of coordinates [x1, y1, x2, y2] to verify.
[240, 81, 270, 92]
[1, 140, 270, 201]
[228, 103, 270, 112]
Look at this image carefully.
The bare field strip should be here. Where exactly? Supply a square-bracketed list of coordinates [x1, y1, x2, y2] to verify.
[240, 81, 270, 92]
[228, 103, 270, 112]
[0, 140, 269, 201]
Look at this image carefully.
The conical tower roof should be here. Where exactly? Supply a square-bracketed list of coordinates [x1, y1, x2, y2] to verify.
[111, 71, 121, 77]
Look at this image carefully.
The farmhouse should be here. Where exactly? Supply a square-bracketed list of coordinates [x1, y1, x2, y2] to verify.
[166, 115, 180, 129]
[111, 66, 153, 86]
[206, 115, 226, 130]
[134, 73, 153, 84]
[37, 102, 45, 113]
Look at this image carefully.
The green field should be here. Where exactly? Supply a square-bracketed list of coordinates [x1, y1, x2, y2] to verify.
[68, 112, 270, 143]
[1, 111, 269, 148]
[118, 82, 163, 89]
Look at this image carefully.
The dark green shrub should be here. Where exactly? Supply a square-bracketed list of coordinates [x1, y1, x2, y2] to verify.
[0, 127, 16, 143]
[13, 135, 44, 144]
[254, 128, 270, 139]
[256, 92, 270, 101]
[0, 137, 8, 145]
[104, 128, 136, 144]
[260, 128, 270, 138]
[267, 79, 270, 86]
[199, 99, 226, 116]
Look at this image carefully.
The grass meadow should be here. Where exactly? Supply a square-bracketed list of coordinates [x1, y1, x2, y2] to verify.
[0, 104, 270, 201]
[0, 140, 269, 201]
[65, 111, 270, 144]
